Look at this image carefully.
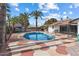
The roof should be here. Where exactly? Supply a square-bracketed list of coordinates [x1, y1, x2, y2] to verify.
[51, 18, 79, 26]
[51, 20, 71, 26]
[69, 18, 79, 23]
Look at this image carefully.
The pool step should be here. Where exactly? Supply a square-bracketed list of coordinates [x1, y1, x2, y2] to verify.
[8, 40, 63, 55]
[8, 39, 74, 55]
[8, 39, 62, 50]
[10, 44, 57, 55]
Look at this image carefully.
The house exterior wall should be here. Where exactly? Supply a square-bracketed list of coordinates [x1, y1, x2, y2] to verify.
[48, 26, 53, 33]
[55, 25, 60, 32]
[48, 25, 60, 33]
[77, 22, 79, 35]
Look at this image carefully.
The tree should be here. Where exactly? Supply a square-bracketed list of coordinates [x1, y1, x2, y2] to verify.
[6, 14, 11, 31]
[6, 16, 20, 41]
[0, 3, 6, 53]
[42, 18, 57, 30]
[10, 17, 18, 30]
[31, 10, 43, 31]
[19, 12, 29, 31]
[6, 3, 11, 29]
[6, 4, 12, 42]
[44, 18, 57, 25]
[6, 4, 10, 12]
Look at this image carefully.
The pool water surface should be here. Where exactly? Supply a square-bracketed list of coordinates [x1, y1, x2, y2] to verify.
[23, 32, 55, 41]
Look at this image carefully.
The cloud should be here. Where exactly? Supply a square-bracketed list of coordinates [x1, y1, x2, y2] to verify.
[15, 7, 19, 11]
[38, 3, 59, 16]
[45, 13, 61, 20]
[69, 11, 72, 14]
[42, 10, 48, 13]
[25, 8, 29, 12]
[32, 3, 34, 5]
[69, 5, 73, 8]
[63, 15, 67, 19]
[38, 3, 44, 9]
[46, 3, 59, 10]
[50, 13, 60, 18]
[41, 16, 46, 19]
[10, 3, 19, 7]
[63, 12, 67, 14]
[63, 11, 72, 15]
[73, 3, 79, 8]
[38, 3, 59, 11]
[10, 3, 19, 11]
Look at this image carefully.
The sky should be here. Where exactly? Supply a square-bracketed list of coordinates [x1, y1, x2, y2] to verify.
[8, 3, 79, 27]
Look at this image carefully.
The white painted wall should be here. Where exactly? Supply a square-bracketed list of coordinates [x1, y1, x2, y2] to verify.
[55, 26, 60, 32]
[48, 25, 60, 33]
[48, 26, 54, 33]
[77, 21, 79, 35]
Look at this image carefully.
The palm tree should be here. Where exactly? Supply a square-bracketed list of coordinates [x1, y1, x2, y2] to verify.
[6, 4, 12, 42]
[6, 14, 11, 41]
[31, 10, 43, 31]
[19, 12, 29, 31]
[6, 14, 11, 30]
[0, 3, 6, 52]
[6, 3, 11, 29]
[7, 16, 18, 41]
[6, 4, 10, 12]
[10, 17, 18, 31]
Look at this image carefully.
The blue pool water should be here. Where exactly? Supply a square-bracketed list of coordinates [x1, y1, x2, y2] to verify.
[23, 32, 55, 41]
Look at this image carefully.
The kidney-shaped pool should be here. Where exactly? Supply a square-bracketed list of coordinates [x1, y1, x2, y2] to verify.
[23, 32, 55, 41]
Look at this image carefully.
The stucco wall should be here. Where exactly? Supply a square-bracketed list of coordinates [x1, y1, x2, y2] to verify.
[48, 25, 60, 33]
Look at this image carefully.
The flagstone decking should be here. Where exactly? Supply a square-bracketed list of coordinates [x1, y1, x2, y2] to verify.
[5, 32, 79, 56]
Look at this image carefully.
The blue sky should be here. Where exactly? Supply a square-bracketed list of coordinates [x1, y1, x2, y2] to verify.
[8, 3, 79, 26]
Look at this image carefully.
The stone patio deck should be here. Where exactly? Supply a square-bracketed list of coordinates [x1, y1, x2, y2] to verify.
[5, 32, 79, 56]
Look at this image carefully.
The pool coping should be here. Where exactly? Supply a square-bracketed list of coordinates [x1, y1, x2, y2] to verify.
[21, 31, 55, 42]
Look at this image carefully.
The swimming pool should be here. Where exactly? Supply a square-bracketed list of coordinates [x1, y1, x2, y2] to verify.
[23, 32, 55, 41]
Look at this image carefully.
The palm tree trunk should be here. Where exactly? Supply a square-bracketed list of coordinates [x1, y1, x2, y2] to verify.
[0, 3, 6, 53]
[24, 25, 26, 32]
[36, 18, 38, 31]
[8, 18, 10, 31]
[36, 18, 38, 40]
